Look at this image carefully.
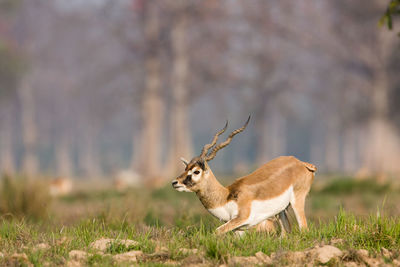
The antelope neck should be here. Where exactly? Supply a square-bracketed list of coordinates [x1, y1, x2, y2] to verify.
[196, 172, 229, 209]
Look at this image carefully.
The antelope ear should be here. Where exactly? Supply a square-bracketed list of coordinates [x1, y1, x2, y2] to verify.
[180, 157, 189, 167]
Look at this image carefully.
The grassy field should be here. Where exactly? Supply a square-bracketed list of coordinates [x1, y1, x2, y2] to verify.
[1, 176, 400, 266]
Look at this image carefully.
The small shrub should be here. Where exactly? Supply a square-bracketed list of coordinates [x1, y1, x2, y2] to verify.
[0, 174, 51, 220]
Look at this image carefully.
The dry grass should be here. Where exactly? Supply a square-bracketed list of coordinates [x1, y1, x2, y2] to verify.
[0, 175, 51, 220]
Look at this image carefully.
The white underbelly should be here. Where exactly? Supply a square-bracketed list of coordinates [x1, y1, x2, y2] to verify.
[244, 185, 293, 227]
[208, 201, 238, 222]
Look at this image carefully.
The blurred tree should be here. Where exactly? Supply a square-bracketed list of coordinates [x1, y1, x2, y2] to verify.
[1, 0, 398, 178]
[136, 0, 165, 180]
[18, 76, 38, 176]
[0, 43, 24, 98]
[0, 0, 21, 12]
[327, 0, 400, 178]
[0, 42, 24, 175]
[165, 0, 193, 176]
[0, 0, 25, 175]
[380, 0, 400, 35]
[12, 0, 43, 177]
[235, 1, 292, 166]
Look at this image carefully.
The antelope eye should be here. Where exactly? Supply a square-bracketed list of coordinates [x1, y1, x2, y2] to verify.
[193, 170, 200, 175]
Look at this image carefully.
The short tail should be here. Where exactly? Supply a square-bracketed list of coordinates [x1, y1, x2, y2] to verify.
[303, 162, 317, 172]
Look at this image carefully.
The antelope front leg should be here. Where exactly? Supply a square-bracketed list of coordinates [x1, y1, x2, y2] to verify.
[216, 217, 248, 235]
[216, 204, 250, 235]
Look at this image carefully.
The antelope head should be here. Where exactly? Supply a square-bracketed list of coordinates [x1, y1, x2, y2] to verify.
[171, 116, 250, 193]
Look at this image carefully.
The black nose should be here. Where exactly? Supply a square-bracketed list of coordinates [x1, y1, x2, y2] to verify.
[172, 181, 178, 186]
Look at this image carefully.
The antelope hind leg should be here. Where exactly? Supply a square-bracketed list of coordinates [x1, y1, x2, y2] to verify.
[279, 208, 291, 234]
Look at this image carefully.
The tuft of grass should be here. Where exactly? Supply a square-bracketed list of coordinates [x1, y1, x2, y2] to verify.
[87, 253, 113, 266]
[106, 242, 132, 254]
[0, 174, 51, 220]
[106, 241, 140, 254]
[134, 231, 156, 254]
[28, 250, 45, 266]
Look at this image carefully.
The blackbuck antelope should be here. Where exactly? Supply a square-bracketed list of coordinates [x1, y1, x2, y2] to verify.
[49, 177, 73, 197]
[172, 116, 316, 235]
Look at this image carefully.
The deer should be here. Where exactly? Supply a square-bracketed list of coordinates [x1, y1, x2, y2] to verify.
[49, 177, 73, 197]
[171, 116, 316, 235]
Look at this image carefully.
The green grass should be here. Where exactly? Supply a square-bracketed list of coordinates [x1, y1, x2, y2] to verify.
[317, 178, 393, 195]
[1, 176, 400, 265]
[0, 209, 399, 266]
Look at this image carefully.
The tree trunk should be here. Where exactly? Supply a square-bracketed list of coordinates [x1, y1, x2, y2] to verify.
[55, 133, 72, 177]
[166, 3, 192, 176]
[81, 124, 100, 179]
[131, 127, 141, 171]
[325, 120, 340, 172]
[368, 64, 388, 174]
[342, 126, 357, 174]
[0, 106, 15, 175]
[361, 30, 400, 180]
[269, 109, 286, 158]
[18, 78, 38, 177]
[138, 0, 164, 180]
[363, 63, 400, 180]
[254, 105, 270, 166]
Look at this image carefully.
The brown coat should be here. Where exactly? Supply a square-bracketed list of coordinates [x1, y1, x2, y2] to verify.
[172, 155, 316, 235]
[228, 156, 315, 201]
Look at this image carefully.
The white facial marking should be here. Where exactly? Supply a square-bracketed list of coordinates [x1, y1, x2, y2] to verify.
[175, 186, 192, 192]
[208, 201, 239, 222]
[243, 186, 294, 227]
[189, 167, 202, 182]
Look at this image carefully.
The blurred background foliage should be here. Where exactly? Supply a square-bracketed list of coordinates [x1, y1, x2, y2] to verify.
[0, 41, 26, 99]
[0, 0, 399, 217]
[380, 0, 400, 34]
